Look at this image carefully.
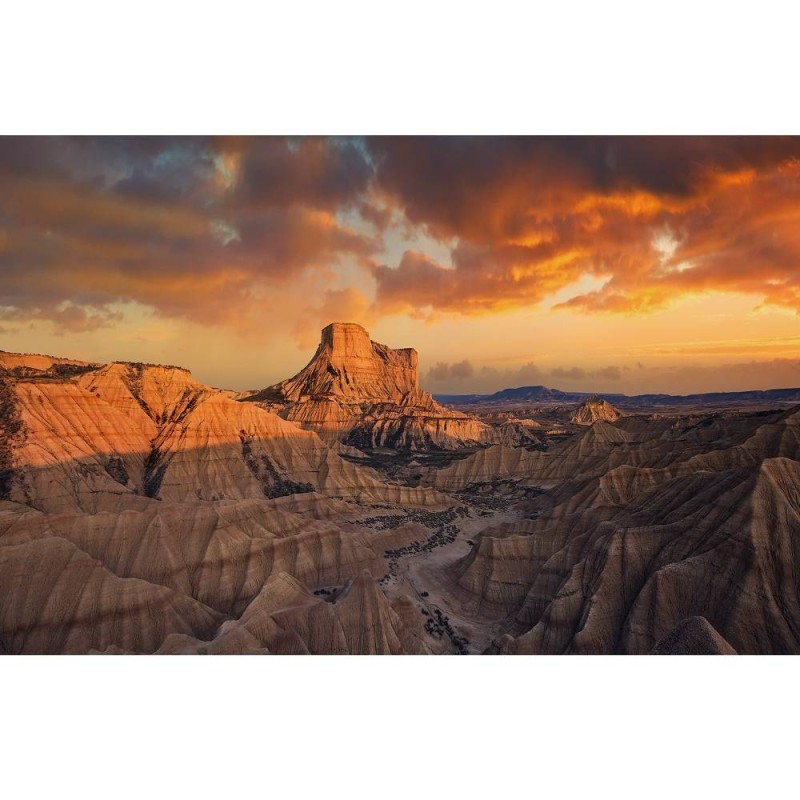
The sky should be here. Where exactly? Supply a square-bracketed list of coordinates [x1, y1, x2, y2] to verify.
[1, 135, 800, 395]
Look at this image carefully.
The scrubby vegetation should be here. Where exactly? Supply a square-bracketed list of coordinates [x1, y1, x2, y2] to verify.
[341, 446, 479, 484]
[455, 480, 544, 511]
[104, 456, 130, 486]
[422, 606, 470, 654]
[142, 445, 169, 499]
[0, 363, 96, 382]
[240, 433, 313, 498]
[353, 505, 469, 531]
[0, 378, 24, 500]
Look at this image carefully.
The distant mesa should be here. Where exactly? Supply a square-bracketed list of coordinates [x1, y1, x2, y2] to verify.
[570, 395, 623, 425]
[437, 384, 800, 411]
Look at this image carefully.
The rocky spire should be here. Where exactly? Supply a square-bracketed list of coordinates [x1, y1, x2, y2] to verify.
[263, 322, 421, 403]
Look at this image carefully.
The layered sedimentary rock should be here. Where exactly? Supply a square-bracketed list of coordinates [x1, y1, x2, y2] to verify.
[4, 336, 800, 656]
[652, 617, 737, 655]
[0, 349, 455, 654]
[424, 445, 544, 491]
[5, 360, 453, 513]
[0, 493, 407, 653]
[459, 407, 800, 654]
[0, 350, 96, 375]
[247, 322, 497, 450]
[570, 395, 622, 425]
[158, 571, 429, 655]
[0, 534, 224, 655]
[424, 410, 790, 491]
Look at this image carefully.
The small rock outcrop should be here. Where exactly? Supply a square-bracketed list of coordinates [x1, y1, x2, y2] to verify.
[570, 395, 622, 425]
[652, 617, 738, 655]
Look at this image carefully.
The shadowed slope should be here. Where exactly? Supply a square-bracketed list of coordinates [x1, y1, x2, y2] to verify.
[471, 410, 800, 654]
[652, 617, 737, 655]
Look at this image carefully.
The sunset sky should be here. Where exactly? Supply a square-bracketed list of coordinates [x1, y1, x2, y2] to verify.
[2, 135, 800, 395]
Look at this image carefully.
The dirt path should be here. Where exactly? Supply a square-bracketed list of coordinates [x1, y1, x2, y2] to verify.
[377, 502, 520, 654]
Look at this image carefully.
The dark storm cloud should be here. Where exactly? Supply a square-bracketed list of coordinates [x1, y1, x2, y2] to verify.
[368, 136, 800, 221]
[230, 136, 374, 211]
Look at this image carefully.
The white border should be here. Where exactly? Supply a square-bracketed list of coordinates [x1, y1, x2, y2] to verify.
[2, 3, 799, 798]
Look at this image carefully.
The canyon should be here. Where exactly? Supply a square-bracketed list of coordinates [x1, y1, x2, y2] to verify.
[1, 326, 799, 655]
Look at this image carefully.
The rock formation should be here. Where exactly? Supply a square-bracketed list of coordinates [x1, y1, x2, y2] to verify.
[5, 358, 457, 513]
[2, 337, 800, 656]
[157, 570, 429, 655]
[0, 350, 96, 375]
[0, 348, 456, 654]
[246, 322, 506, 450]
[455, 407, 800, 654]
[570, 395, 622, 425]
[651, 617, 737, 655]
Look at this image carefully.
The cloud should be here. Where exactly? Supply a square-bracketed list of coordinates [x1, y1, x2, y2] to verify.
[4, 136, 800, 345]
[427, 359, 475, 382]
[595, 365, 623, 381]
[450, 359, 475, 379]
[366, 137, 800, 319]
[230, 136, 374, 211]
[209, 219, 241, 246]
[372, 242, 589, 317]
[550, 366, 587, 381]
[425, 355, 800, 395]
[368, 136, 800, 235]
[550, 365, 622, 382]
[424, 358, 623, 392]
[425, 360, 544, 393]
[0, 137, 378, 337]
[627, 358, 800, 394]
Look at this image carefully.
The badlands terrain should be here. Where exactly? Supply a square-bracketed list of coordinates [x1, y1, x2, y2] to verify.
[1, 322, 799, 655]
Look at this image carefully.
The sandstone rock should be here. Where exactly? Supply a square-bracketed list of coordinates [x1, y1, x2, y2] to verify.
[157, 570, 429, 655]
[652, 616, 738, 655]
[265, 322, 421, 404]
[570, 395, 623, 425]
[0, 350, 96, 374]
[5, 360, 451, 512]
[482, 409, 800, 654]
[0, 347, 457, 654]
[3, 337, 800, 657]
[247, 322, 498, 450]
[0, 535, 222, 654]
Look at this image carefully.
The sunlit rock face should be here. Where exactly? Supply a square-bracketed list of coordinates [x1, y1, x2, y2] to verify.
[273, 322, 422, 404]
[570, 395, 623, 425]
[3, 356, 460, 513]
[5, 334, 800, 657]
[247, 322, 509, 450]
[0, 350, 456, 654]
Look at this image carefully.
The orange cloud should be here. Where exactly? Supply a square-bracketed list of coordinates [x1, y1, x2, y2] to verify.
[368, 139, 800, 319]
[0, 137, 377, 334]
[3, 136, 800, 342]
